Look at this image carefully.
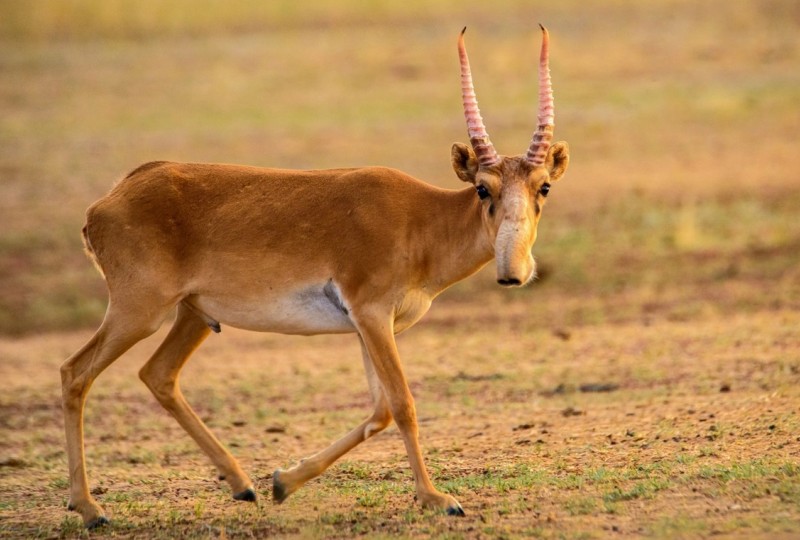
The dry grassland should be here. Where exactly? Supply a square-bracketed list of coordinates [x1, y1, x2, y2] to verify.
[1, 1, 799, 538]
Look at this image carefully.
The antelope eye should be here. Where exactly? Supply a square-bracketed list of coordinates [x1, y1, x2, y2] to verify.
[540, 183, 551, 197]
[476, 185, 490, 200]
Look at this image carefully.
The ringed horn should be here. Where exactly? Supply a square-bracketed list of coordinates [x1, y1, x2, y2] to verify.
[458, 25, 555, 168]
[457, 27, 500, 168]
[525, 24, 554, 166]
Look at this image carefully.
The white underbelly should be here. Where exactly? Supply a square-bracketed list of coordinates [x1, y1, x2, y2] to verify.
[188, 281, 356, 335]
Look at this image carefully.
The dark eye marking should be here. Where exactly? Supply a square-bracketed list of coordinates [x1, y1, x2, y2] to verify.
[476, 185, 490, 200]
[540, 183, 551, 197]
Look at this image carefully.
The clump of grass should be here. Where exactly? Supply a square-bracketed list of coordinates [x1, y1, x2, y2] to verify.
[603, 479, 669, 504]
[564, 496, 597, 516]
[355, 487, 388, 509]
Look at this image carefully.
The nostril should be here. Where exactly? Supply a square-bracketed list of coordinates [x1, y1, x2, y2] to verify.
[497, 278, 522, 287]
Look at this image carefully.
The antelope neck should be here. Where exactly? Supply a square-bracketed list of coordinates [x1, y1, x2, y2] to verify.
[419, 186, 493, 295]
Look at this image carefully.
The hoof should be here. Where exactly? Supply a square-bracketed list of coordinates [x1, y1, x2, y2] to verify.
[233, 487, 257, 502]
[447, 503, 466, 517]
[86, 516, 110, 530]
[272, 470, 289, 504]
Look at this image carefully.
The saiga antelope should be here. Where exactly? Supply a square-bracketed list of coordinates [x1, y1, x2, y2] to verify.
[61, 26, 569, 528]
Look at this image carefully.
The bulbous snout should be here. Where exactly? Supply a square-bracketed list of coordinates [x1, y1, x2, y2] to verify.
[496, 256, 536, 287]
[494, 219, 537, 287]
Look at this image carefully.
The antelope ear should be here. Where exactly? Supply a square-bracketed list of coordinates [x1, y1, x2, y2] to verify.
[546, 141, 569, 182]
[451, 142, 479, 184]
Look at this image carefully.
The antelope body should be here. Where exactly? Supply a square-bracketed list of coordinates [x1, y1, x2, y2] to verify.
[61, 27, 570, 528]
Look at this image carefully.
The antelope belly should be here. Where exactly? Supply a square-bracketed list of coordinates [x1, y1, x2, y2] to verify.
[189, 283, 356, 335]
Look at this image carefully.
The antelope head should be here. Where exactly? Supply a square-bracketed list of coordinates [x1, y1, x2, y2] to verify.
[451, 26, 570, 287]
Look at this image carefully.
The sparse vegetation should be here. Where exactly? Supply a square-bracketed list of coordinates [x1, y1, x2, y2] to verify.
[1, 0, 799, 538]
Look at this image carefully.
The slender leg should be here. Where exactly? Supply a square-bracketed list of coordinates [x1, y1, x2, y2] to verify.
[273, 337, 393, 502]
[61, 305, 168, 528]
[138, 303, 255, 500]
[355, 313, 464, 515]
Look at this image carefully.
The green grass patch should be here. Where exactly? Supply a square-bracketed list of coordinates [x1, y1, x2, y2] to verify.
[564, 496, 597, 516]
[602, 478, 670, 504]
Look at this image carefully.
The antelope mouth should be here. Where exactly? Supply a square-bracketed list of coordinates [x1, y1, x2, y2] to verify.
[496, 261, 537, 288]
[497, 278, 523, 287]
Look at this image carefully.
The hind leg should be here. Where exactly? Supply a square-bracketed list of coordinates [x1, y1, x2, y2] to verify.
[61, 302, 171, 528]
[138, 303, 255, 501]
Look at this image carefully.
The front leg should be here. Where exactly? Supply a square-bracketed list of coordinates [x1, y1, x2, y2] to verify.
[272, 337, 393, 502]
[355, 310, 464, 516]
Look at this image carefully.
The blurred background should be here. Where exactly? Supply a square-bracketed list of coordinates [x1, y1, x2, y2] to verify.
[0, 0, 798, 335]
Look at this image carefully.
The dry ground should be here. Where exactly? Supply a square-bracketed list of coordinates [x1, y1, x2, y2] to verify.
[1, 1, 799, 538]
[0, 306, 798, 538]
